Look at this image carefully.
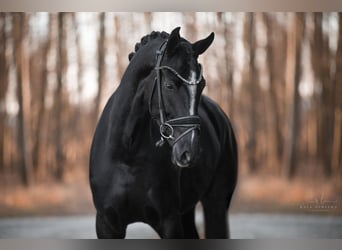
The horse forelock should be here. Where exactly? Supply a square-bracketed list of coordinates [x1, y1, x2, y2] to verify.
[167, 41, 198, 81]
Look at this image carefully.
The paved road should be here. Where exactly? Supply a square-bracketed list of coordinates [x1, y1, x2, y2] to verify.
[0, 213, 341, 239]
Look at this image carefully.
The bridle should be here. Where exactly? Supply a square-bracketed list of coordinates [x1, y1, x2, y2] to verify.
[152, 40, 203, 147]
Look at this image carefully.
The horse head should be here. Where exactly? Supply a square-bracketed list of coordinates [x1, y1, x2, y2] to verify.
[151, 27, 214, 168]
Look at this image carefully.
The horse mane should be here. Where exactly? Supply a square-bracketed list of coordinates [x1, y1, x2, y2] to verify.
[128, 31, 169, 61]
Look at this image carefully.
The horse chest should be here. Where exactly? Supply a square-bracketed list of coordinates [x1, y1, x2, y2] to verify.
[103, 161, 177, 212]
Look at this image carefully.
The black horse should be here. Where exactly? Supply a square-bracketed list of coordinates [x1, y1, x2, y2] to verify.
[89, 27, 238, 239]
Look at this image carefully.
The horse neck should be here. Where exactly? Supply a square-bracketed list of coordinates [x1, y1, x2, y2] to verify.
[109, 39, 162, 149]
[116, 39, 160, 106]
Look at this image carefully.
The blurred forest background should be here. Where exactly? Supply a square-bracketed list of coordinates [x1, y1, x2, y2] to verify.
[0, 12, 341, 216]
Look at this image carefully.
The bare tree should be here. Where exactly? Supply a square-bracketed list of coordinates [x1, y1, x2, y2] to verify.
[288, 13, 305, 179]
[262, 13, 286, 170]
[184, 12, 197, 42]
[144, 12, 153, 28]
[309, 13, 336, 177]
[70, 13, 84, 138]
[245, 13, 258, 173]
[309, 13, 324, 165]
[12, 13, 33, 185]
[218, 13, 234, 116]
[114, 15, 126, 82]
[333, 13, 342, 173]
[32, 14, 53, 178]
[319, 15, 335, 177]
[55, 12, 67, 181]
[0, 13, 9, 172]
[94, 13, 106, 120]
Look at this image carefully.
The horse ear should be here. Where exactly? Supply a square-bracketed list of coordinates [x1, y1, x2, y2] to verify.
[192, 32, 215, 56]
[166, 27, 181, 55]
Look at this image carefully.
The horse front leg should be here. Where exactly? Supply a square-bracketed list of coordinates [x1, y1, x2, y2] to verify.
[202, 201, 229, 239]
[157, 214, 184, 239]
[181, 207, 199, 239]
[201, 190, 234, 239]
[96, 211, 127, 239]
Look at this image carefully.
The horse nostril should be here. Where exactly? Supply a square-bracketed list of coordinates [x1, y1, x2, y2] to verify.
[180, 151, 191, 163]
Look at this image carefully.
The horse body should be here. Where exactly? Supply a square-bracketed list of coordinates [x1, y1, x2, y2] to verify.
[90, 29, 238, 238]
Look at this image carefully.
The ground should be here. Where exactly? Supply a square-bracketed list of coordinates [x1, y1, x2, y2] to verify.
[0, 170, 341, 238]
[1, 213, 342, 238]
[0, 170, 341, 217]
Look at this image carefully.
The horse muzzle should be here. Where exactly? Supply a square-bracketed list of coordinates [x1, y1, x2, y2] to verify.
[171, 129, 200, 168]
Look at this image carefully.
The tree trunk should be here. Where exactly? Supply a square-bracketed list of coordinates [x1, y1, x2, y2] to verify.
[184, 13, 197, 42]
[218, 12, 234, 117]
[114, 15, 126, 83]
[319, 15, 334, 177]
[144, 12, 153, 28]
[71, 13, 84, 138]
[0, 13, 9, 172]
[94, 12, 106, 120]
[55, 12, 66, 181]
[13, 13, 32, 186]
[288, 13, 304, 179]
[310, 13, 323, 164]
[245, 13, 258, 173]
[263, 13, 284, 164]
[333, 13, 342, 174]
[32, 14, 53, 178]
[309, 13, 335, 177]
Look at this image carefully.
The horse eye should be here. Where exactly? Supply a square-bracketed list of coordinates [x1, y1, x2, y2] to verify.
[165, 82, 174, 90]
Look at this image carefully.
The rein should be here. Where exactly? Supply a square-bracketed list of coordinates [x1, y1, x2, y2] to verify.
[153, 40, 202, 147]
